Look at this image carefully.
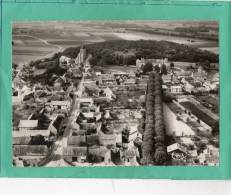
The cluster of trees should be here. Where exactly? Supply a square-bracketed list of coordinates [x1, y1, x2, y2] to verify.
[141, 72, 168, 165]
[142, 62, 168, 75]
[60, 40, 218, 66]
[26, 58, 66, 86]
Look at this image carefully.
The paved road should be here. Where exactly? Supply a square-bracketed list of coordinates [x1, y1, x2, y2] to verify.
[45, 78, 84, 167]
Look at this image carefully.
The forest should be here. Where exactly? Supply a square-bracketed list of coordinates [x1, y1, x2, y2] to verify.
[58, 40, 218, 66]
[23, 39, 218, 84]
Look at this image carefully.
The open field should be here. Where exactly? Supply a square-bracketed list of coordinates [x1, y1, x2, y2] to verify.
[113, 31, 218, 49]
[13, 35, 61, 64]
[13, 21, 218, 64]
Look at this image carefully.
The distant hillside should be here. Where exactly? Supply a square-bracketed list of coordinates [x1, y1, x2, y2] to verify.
[57, 40, 218, 66]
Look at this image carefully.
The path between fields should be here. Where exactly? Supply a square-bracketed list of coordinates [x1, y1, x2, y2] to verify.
[14, 34, 64, 61]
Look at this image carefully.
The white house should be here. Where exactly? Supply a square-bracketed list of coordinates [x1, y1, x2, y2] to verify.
[18, 120, 38, 131]
[59, 56, 72, 65]
[50, 101, 71, 110]
[103, 87, 116, 100]
[136, 58, 145, 72]
[170, 85, 182, 94]
[184, 82, 194, 93]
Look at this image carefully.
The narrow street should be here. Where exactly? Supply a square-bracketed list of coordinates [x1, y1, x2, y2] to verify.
[45, 78, 84, 167]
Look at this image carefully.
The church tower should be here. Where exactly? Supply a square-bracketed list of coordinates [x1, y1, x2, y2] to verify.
[75, 45, 86, 66]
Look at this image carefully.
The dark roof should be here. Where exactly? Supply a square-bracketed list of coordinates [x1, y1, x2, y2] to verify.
[86, 134, 100, 146]
[63, 146, 87, 156]
[13, 145, 48, 156]
[67, 136, 86, 146]
[88, 146, 109, 157]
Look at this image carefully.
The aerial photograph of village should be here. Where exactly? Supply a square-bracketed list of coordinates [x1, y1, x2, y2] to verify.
[12, 21, 219, 167]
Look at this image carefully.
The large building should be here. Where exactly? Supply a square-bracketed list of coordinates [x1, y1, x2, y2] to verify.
[75, 45, 87, 66]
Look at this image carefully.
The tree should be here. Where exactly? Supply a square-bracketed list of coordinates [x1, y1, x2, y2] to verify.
[212, 122, 219, 136]
[154, 136, 165, 144]
[122, 128, 130, 143]
[29, 135, 46, 145]
[160, 64, 167, 75]
[140, 155, 153, 165]
[154, 65, 160, 73]
[154, 148, 168, 165]
[13, 63, 18, 69]
[142, 62, 153, 73]
[170, 62, 175, 69]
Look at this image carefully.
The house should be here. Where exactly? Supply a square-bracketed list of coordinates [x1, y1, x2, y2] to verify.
[79, 98, 94, 108]
[191, 70, 207, 82]
[59, 56, 72, 65]
[83, 80, 97, 87]
[72, 130, 87, 136]
[86, 134, 100, 146]
[129, 131, 142, 142]
[129, 72, 136, 78]
[124, 148, 138, 165]
[203, 81, 217, 91]
[188, 150, 198, 158]
[111, 148, 122, 165]
[103, 87, 116, 100]
[71, 68, 83, 79]
[67, 136, 86, 146]
[104, 110, 113, 120]
[98, 74, 116, 85]
[80, 112, 102, 122]
[198, 153, 207, 165]
[13, 157, 24, 167]
[124, 78, 136, 85]
[99, 132, 116, 146]
[116, 133, 122, 145]
[83, 60, 91, 73]
[78, 112, 96, 123]
[13, 136, 31, 145]
[95, 71, 102, 76]
[184, 82, 194, 93]
[13, 130, 50, 139]
[14, 145, 48, 157]
[18, 120, 38, 131]
[50, 101, 70, 110]
[88, 146, 111, 164]
[170, 85, 182, 94]
[177, 70, 192, 78]
[181, 77, 194, 84]
[167, 143, 187, 160]
[128, 125, 142, 142]
[79, 122, 97, 131]
[162, 74, 172, 84]
[13, 76, 26, 89]
[71, 122, 80, 131]
[136, 58, 145, 72]
[47, 115, 63, 135]
[63, 146, 87, 163]
[13, 96, 23, 105]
